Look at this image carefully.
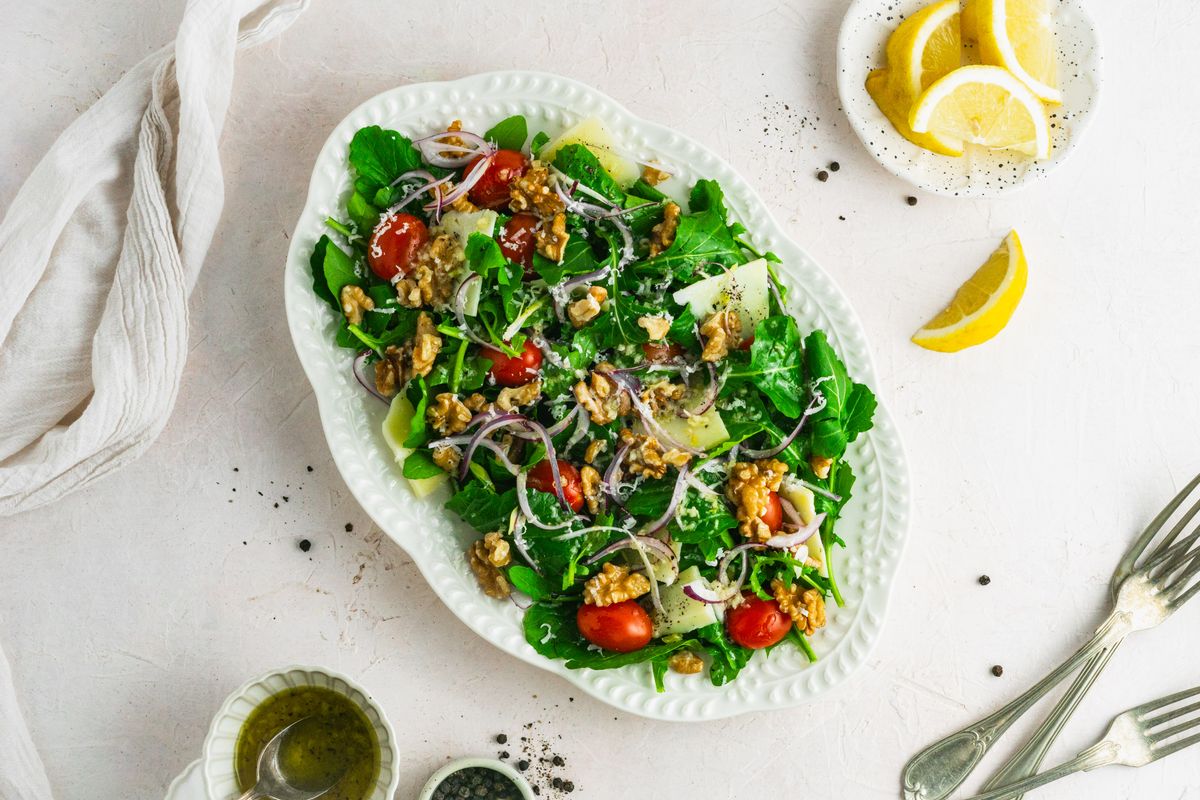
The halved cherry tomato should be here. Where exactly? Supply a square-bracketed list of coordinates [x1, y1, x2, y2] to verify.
[577, 600, 653, 653]
[527, 459, 585, 513]
[759, 491, 783, 533]
[739, 335, 755, 351]
[482, 339, 542, 387]
[367, 212, 428, 281]
[725, 594, 792, 650]
[642, 342, 684, 363]
[498, 213, 538, 273]
[466, 149, 529, 209]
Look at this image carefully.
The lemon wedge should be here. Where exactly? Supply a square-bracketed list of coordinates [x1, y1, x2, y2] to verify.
[912, 230, 1028, 352]
[976, 0, 1060, 103]
[909, 65, 1051, 158]
[866, 0, 962, 156]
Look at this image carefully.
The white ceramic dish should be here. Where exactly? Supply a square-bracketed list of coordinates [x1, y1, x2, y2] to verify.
[837, 0, 1102, 197]
[163, 759, 203, 800]
[284, 70, 911, 720]
[201, 665, 400, 799]
[419, 757, 535, 800]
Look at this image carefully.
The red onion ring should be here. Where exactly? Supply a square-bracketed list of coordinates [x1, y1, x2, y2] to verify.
[683, 579, 743, 605]
[584, 535, 677, 564]
[509, 512, 542, 575]
[719, 542, 766, 584]
[764, 512, 826, 549]
[385, 173, 454, 215]
[640, 464, 691, 536]
[603, 440, 634, 507]
[684, 472, 720, 498]
[470, 439, 521, 476]
[679, 362, 719, 418]
[425, 153, 494, 213]
[623, 533, 665, 613]
[608, 373, 704, 456]
[353, 352, 389, 404]
[798, 478, 842, 503]
[565, 407, 591, 451]
[739, 390, 828, 460]
[457, 413, 526, 480]
[414, 130, 495, 168]
[551, 524, 637, 542]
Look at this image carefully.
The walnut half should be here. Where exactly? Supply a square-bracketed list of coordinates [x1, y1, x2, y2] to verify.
[469, 532, 512, 599]
[772, 580, 827, 636]
[583, 562, 650, 607]
[726, 458, 789, 542]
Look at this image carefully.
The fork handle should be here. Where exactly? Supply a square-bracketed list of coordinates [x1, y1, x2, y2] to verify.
[901, 613, 1128, 800]
[980, 640, 1122, 796]
[958, 742, 1119, 800]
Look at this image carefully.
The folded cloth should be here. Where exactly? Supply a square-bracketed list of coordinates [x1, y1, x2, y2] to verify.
[0, 0, 305, 795]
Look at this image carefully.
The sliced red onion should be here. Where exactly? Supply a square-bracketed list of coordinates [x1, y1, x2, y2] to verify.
[683, 579, 743, 605]
[739, 391, 829, 459]
[764, 513, 827, 549]
[554, 180, 611, 219]
[584, 535, 677, 565]
[452, 273, 493, 347]
[640, 464, 691, 536]
[564, 406, 591, 451]
[386, 173, 454, 215]
[514, 419, 568, 508]
[471, 439, 521, 476]
[601, 201, 657, 219]
[684, 472, 720, 498]
[719, 542, 766, 584]
[425, 153, 494, 213]
[414, 130, 494, 168]
[353, 351, 389, 404]
[530, 335, 569, 368]
[388, 168, 437, 187]
[558, 265, 612, 292]
[622, 533, 665, 614]
[545, 405, 581, 438]
[778, 495, 802, 531]
[609, 372, 704, 456]
[603, 440, 634, 507]
[798, 478, 842, 503]
[516, 470, 575, 530]
[679, 362, 719, 418]
[509, 512, 542, 575]
[457, 413, 525, 480]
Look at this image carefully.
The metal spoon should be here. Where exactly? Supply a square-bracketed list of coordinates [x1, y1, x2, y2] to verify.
[236, 717, 346, 800]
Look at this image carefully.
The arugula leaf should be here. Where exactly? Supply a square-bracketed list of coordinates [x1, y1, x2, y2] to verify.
[402, 450, 443, 479]
[530, 131, 550, 157]
[694, 624, 754, 686]
[507, 565, 558, 601]
[348, 126, 423, 198]
[402, 377, 430, 448]
[484, 115, 528, 151]
[533, 237, 598, 284]
[466, 231, 507, 276]
[636, 180, 745, 280]
[629, 178, 670, 203]
[346, 191, 380, 238]
[553, 144, 626, 204]
[445, 482, 518, 535]
[746, 316, 804, 418]
[310, 235, 362, 310]
[624, 480, 736, 561]
[804, 331, 877, 458]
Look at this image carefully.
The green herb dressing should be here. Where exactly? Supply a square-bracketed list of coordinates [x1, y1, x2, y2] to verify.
[234, 685, 379, 800]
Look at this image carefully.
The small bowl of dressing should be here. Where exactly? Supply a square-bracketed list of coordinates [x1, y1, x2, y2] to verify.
[202, 665, 400, 800]
[420, 758, 534, 800]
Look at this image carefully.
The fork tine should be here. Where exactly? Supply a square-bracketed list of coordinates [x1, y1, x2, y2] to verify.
[1143, 524, 1200, 577]
[1144, 698, 1200, 730]
[1152, 731, 1200, 758]
[1171, 577, 1200, 608]
[1150, 714, 1200, 744]
[1133, 684, 1200, 717]
[1165, 548, 1200, 599]
[1150, 493, 1200, 556]
[1125, 473, 1200, 571]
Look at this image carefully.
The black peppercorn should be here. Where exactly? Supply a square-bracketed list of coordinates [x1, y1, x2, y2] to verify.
[992, 664, 1004, 677]
[516, 760, 529, 772]
[817, 170, 829, 182]
[906, 195, 918, 206]
[978, 574, 992, 586]
[829, 161, 840, 172]
[298, 539, 311, 552]
[551, 755, 564, 766]
[495, 733, 508, 744]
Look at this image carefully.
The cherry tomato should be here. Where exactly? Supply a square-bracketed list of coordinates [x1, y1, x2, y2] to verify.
[725, 594, 792, 650]
[527, 459, 585, 513]
[466, 149, 529, 209]
[577, 600, 653, 653]
[498, 213, 538, 273]
[482, 339, 542, 387]
[641, 342, 684, 363]
[759, 491, 783, 533]
[367, 212, 428, 281]
[739, 335, 755, 351]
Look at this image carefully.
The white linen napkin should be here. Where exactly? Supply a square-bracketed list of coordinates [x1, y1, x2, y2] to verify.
[0, 0, 305, 795]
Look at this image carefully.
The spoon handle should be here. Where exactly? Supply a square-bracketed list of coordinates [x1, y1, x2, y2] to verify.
[235, 790, 266, 800]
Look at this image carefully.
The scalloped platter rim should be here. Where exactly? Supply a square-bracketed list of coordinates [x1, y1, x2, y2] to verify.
[284, 70, 911, 721]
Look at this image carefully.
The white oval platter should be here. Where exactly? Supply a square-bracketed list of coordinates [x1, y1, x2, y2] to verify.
[284, 70, 911, 721]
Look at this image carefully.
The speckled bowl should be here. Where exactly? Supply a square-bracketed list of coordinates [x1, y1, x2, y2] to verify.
[201, 665, 400, 800]
[837, 0, 1103, 197]
[419, 758, 535, 800]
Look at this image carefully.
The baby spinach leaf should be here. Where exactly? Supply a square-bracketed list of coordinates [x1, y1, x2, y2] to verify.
[553, 143, 626, 204]
[445, 481, 518, 535]
[346, 190, 380, 238]
[348, 126, 423, 198]
[466, 231, 507, 276]
[310, 235, 363, 310]
[507, 565, 557, 601]
[484, 115, 528, 151]
[747, 315, 804, 418]
[402, 450, 443, 479]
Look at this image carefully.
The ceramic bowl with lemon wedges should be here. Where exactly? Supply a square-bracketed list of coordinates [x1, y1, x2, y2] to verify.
[837, 0, 1101, 196]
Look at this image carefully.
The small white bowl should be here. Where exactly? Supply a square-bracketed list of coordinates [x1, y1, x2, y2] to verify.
[419, 757, 535, 800]
[201, 665, 400, 800]
[836, 0, 1102, 197]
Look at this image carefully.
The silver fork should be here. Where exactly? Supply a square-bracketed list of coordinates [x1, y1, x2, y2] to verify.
[957, 684, 1200, 800]
[902, 473, 1200, 800]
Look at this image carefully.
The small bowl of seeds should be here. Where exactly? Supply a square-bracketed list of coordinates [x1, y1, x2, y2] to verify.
[420, 757, 534, 800]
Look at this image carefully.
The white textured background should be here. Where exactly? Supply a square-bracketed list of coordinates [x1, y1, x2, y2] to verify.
[3, 1, 1200, 799]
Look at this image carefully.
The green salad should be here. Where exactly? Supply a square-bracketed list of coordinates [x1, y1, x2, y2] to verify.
[309, 113, 877, 689]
